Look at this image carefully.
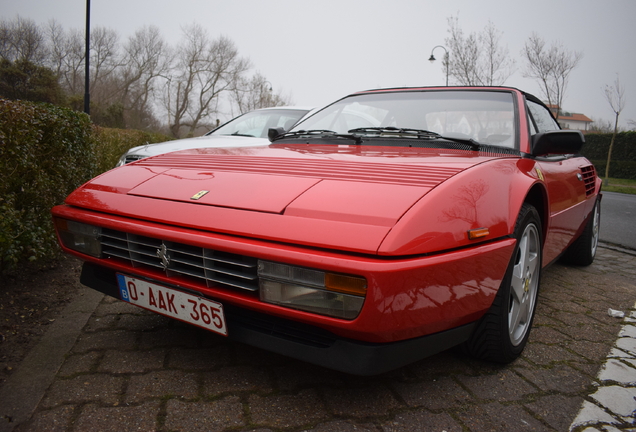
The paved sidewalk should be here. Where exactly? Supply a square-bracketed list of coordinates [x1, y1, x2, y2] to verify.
[2, 245, 636, 432]
[569, 307, 636, 431]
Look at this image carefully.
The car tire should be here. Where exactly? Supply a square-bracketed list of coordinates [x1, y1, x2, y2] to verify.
[463, 203, 542, 363]
[559, 198, 601, 266]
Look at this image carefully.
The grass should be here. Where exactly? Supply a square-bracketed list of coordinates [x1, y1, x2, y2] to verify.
[603, 177, 636, 195]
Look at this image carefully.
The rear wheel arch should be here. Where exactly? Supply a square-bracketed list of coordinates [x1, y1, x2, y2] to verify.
[559, 196, 601, 266]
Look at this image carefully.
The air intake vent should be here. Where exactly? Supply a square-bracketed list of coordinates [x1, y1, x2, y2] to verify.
[123, 155, 144, 164]
[100, 228, 259, 291]
[580, 165, 596, 197]
[136, 154, 465, 188]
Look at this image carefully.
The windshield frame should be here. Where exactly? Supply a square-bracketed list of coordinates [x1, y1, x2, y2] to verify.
[291, 89, 520, 151]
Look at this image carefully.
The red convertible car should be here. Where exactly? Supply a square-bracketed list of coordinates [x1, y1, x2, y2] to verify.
[52, 87, 601, 375]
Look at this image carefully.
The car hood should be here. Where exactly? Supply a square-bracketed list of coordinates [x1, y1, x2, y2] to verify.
[67, 144, 517, 255]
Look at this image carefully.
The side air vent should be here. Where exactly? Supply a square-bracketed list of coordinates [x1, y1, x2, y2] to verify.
[580, 165, 596, 197]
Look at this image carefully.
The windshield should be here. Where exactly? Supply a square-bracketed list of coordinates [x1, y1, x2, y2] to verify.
[292, 90, 517, 149]
[209, 108, 309, 138]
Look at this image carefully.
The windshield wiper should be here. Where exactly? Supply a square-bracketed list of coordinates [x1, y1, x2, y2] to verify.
[437, 134, 481, 150]
[348, 127, 481, 150]
[273, 129, 362, 144]
[349, 127, 439, 137]
[230, 131, 255, 137]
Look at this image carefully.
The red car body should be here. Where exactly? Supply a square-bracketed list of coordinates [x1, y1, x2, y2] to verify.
[52, 87, 601, 374]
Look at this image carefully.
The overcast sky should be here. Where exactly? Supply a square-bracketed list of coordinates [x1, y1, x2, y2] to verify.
[2, 0, 635, 127]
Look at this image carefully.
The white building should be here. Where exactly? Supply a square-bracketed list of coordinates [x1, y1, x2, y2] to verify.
[547, 105, 593, 131]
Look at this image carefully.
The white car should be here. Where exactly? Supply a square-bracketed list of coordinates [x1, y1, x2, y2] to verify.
[117, 106, 312, 166]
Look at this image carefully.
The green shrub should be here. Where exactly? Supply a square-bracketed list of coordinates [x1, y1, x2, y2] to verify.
[0, 98, 171, 273]
[92, 126, 171, 173]
[589, 160, 636, 180]
[582, 132, 636, 162]
[0, 99, 96, 273]
[0, 59, 65, 105]
[581, 132, 636, 180]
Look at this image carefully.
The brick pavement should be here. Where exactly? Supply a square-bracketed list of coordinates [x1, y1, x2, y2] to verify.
[4, 246, 636, 432]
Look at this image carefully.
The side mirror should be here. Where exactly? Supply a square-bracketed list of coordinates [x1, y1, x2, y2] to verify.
[268, 127, 286, 142]
[531, 130, 585, 156]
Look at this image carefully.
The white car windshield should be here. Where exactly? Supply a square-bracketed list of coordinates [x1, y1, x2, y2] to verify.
[209, 108, 309, 138]
[291, 90, 517, 149]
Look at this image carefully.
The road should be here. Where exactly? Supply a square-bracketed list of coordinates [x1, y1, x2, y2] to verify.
[600, 191, 636, 250]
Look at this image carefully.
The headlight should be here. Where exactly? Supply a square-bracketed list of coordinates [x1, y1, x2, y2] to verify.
[54, 218, 102, 257]
[258, 260, 366, 319]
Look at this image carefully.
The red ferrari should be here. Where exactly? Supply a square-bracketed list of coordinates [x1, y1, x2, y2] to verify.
[52, 87, 601, 375]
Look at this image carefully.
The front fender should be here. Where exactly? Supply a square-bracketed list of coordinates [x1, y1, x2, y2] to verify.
[378, 158, 543, 256]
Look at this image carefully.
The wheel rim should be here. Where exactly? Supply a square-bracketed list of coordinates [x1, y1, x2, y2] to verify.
[591, 202, 600, 257]
[509, 223, 540, 346]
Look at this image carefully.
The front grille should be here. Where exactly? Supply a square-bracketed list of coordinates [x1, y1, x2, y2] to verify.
[580, 165, 596, 197]
[100, 228, 259, 291]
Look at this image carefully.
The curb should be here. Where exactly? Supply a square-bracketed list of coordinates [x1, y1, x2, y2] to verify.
[598, 242, 636, 257]
[0, 288, 104, 432]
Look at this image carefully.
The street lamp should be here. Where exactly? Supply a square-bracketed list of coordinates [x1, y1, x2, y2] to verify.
[84, 0, 90, 114]
[428, 45, 449, 87]
[260, 80, 273, 108]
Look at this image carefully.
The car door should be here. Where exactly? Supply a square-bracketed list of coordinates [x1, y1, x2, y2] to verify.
[526, 100, 592, 264]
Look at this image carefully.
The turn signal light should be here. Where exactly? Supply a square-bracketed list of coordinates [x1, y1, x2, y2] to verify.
[468, 227, 490, 240]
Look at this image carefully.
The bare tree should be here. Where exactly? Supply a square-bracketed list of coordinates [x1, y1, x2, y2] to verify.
[163, 24, 207, 137]
[443, 16, 514, 86]
[45, 20, 67, 76]
[444, 16, 479, 86]
[164, 24, 250, 137]
[588, 117, 614, 134]
[231, 72, 292, 114]
[522, 33, 582, 120]
[1, 18, 281, 134]
[603, 74, 626, 184]
[46, 24, 121, 115]
[479, 22, 515, 86]
[0, 16, 47, 63]
[119, 25, 170, 129]
[89, 26, 120, 106]
[46, 24, 86, 97]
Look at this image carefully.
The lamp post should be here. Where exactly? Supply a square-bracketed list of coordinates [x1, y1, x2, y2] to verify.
[84, 0, 90, 115]
[262, 80, 273, 107]
[428, 45, 449, 87]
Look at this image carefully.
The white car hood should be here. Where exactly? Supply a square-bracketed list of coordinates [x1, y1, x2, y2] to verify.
[128, 134, 269, 158]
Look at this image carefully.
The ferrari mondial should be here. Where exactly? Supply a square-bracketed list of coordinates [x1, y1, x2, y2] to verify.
[53, 87, 601, 375]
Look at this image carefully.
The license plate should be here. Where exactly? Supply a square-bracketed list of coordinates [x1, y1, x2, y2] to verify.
[116, 274, 227, 336]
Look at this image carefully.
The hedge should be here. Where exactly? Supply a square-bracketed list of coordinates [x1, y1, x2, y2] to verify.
[92, 126, 171, 173]
[0, 99, 96, 272]
[581, 132, 636, 179]
[0, 99, 171, 274]
[587, 160, 636, 180]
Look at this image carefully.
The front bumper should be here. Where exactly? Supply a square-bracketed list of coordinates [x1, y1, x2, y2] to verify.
[81, 261, 476, 375]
